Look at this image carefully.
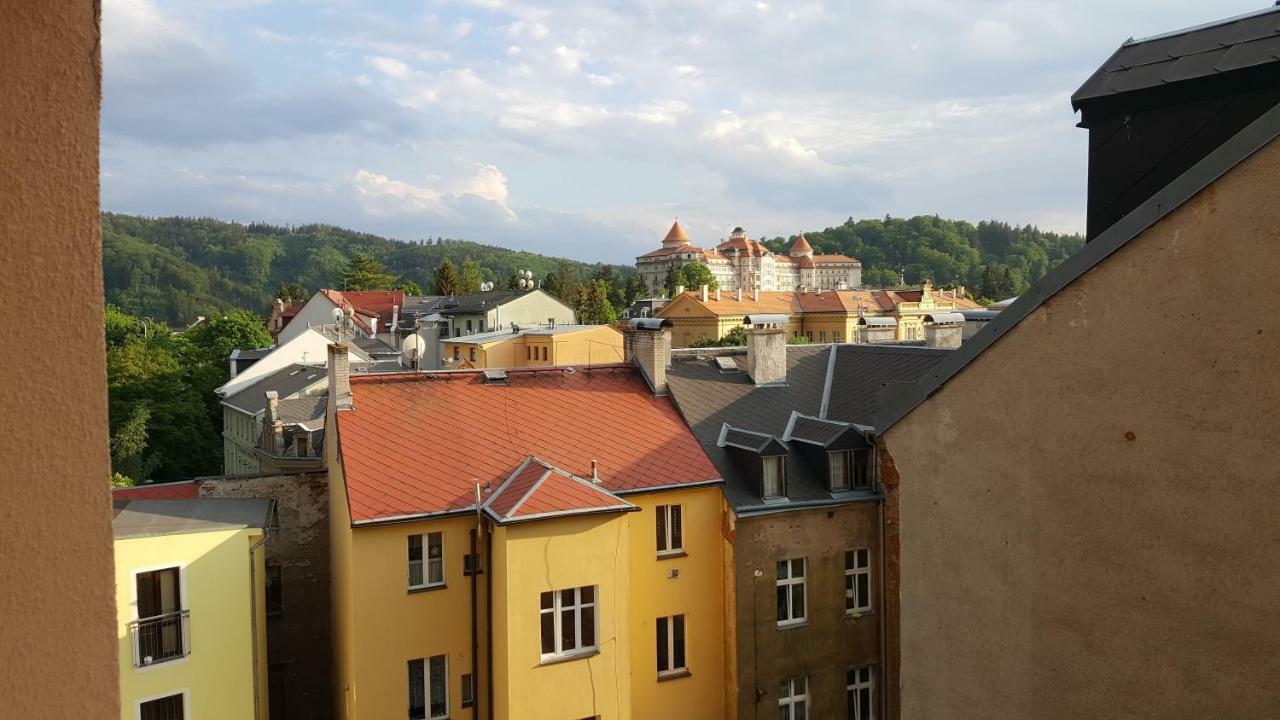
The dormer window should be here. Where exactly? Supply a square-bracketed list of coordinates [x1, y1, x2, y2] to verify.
[762, 456, 785, 498]
[829, 450, 850, 491]
[830, 449, 873, 491]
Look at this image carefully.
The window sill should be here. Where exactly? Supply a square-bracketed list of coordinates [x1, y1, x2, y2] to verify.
[657, 669, 692, 682]
[656, 550, 687, 560]
[539, 648, 599, 666]
[408, 583, 447, 594]
[845, 609, 875, 620]
[776, 620, 809, 631]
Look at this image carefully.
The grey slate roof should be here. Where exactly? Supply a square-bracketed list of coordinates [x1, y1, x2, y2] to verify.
[352, 336, 400, 357]
[874, 100, 1280, 436]
[1072, 7, 1280, 109]
[222, 364, 327, 415]
[277, 396, 327, 429]
[113, 498, 274, 540]
[434, 289, 543, 315]
[666, 342, 948, 514]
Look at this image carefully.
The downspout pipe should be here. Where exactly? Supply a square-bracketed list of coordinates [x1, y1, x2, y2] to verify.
[877, 455, 889, 720]
[248, 527, 270, 720]
[486, 517, 494, 720]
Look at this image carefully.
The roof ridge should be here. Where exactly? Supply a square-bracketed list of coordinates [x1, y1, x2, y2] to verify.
[1125, 5, 1280, 46]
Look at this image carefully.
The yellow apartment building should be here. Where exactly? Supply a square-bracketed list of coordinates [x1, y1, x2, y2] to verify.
[443, 324, 624, 369]
[657, 282, 978, 347]
[324, 344, 726, 720]
[113, 497, 274, 720]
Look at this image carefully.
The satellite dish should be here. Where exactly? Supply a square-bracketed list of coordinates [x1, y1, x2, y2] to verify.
[525, 270, 533, 280]
[331, 307, 344, 322]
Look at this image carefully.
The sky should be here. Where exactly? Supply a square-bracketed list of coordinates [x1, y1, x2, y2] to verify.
[101, 0, 1264, 262]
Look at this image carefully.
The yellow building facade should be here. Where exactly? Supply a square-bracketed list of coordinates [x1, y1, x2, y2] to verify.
[327, 356, 728, 720]
[445, 324, 625, 369]
[113, 498, 273, 720]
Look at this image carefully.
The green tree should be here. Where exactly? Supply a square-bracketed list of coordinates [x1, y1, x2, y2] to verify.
[507, 269, 523, 290]
[397, 280, 423, 295]
[181, 310, 274, 366]
[575, 280, 619, 325]
[679, 263, 718, 291]
[460, 260, 485, 294]
[663, 267, 682, 297]
[690, 325, 747, 348]
[342, 252, 397, 290]
[433, 258, 464, 295]
[110, 405, 159, 484]
[273, 281, 308, 304]
[547, 261, 581, 305]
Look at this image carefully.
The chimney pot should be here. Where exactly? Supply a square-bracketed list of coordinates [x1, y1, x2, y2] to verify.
[715, 287, 721, 302]
[736, 288, 742, 302]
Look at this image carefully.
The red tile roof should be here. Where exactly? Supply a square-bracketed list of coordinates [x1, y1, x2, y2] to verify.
[639, 243, 708, 259]
[320, 289, 406, 332]
[335, 365, 721, 523]
[812, 254, 860, 264]
[483, 457, 637, 524]
[111, 481, 200, 500]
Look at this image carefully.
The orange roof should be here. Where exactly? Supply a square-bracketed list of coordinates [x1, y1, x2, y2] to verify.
[790, 234, 813, 255]
[662, 220, 690, 245]
[320, 289, 406, 331]
[812, 254, 860, 265]
[111, 481, 200, 500]
[483, 457, 637, 524]
[639, 243, 707, 259]
[336, 366, 720, 523]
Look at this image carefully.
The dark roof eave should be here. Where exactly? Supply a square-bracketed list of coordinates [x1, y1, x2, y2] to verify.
[874, 100, 1280, 437]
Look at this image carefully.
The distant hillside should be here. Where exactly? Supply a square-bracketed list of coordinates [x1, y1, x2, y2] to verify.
[102, 213, 628, 325]
[762, 216, 1084, 299]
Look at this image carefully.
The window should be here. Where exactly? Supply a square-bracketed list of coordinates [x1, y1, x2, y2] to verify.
[463, 551, 483, 576]
[540, 586, 597, 659]
[466, 319, 473, 332]
[779, 676, 808, 720]
[656, 504, 683, 556]
[140, 693, 185, 720]
[656, 614, 687, 676]
[819, 330, 826, 342]
[452, 346, 460, 360]
[408, 655, 448, 719]
[833, 331, 841, 343]
[460, 673, 475, 708]
[776, 558, 806, 626]
[845, 549, 872, 613]
[408, 533, 444, 589]
[829, 451, 850, 491]
[847, 666, 874, 720]
[852, 449, 871, 490]
[134, 567, 186, 666]
[526, 346, 532, 361]
[762, 456, 785, 498]
[469, 348, 476, 362]
[479, 319, 486, 332]
[540, 346, 548, 361]
[266, 564, 283, 616]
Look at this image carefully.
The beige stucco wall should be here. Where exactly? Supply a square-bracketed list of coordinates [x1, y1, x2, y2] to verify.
[886, 138, 1280, 718]
[0, 3, 119, 718]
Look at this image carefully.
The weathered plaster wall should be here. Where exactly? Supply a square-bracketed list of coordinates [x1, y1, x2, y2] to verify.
[0, 3, 118, 717]
[887, 138, 1280, 718]
[734, 503, 882, 719]
[200, 472, 332, 720]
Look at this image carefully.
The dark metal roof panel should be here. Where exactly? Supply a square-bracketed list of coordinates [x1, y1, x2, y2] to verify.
[825, 345, 952, 427]
[875, 101, 1280, 436]
[1217, 35, 1280, 72]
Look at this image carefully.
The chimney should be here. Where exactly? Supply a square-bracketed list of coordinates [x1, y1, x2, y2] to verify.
[273, 298, 285, 331]
[715, 287, 721, 302]
[370, 317, 378, 336]
[263, 391, 284, 452]
[700, 284, 709, 302]
[745, 324, 786, 386]
[328, 343, 353, 411]
[736, 288, 742, 302]
[675, 284, 686, 297]
[858, 318, 897, 344]
[391, 304, 400, 331]
[632, 328, 671, 395]
[590, 460, 601, 484]
[752, 288, 759, 303]
[923, 314, 965, 349]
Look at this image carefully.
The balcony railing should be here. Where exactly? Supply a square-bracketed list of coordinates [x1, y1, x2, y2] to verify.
[129, 610, 190, 667]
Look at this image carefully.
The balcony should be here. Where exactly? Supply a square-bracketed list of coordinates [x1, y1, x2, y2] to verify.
[129, 610, 190, 667]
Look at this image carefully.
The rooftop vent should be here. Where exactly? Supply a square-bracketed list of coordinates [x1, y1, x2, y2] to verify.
[714, 356, 738, 373]
[483, 369, 508, 385]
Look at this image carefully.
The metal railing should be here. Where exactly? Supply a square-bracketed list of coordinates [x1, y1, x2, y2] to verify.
[129, 610, 190, 667]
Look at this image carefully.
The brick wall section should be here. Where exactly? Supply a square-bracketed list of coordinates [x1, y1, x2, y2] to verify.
[198, 472, 332, 720]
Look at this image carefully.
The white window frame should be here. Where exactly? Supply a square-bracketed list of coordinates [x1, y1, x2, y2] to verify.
[656, 504, 684, 556]
[656, 614, 687, 677]
[778, 676, 808, 720]
[829, 450, 850, 492]
[762, 456, 785, 498]
[136, 688, 191, 720]
[845, 549, 872, 614]
[408, 532, 445, 590]
[408, 655, 449, 719]
[540, 586, 598, 660]
[776, 558, 807, 627]
[847, 666, 875, 720]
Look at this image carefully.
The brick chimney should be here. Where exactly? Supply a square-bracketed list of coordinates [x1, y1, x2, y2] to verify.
[632, 329, 671, 395]
[858, 318, 897, 344]
[263, 390, 283, 452]
[745, 326, 786, 386]
[923, 313, 965, 349]
[328, 343, 353, 411]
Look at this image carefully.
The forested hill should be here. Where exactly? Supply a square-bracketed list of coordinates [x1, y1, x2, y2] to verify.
[762, 216, 1083, 299]
[102, 213, 624, 325]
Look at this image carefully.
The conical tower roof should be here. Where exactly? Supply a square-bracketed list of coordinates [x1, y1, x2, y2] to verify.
[789, 233, 814, 257]
[661, 220, 690, 247]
